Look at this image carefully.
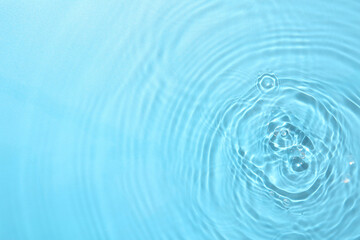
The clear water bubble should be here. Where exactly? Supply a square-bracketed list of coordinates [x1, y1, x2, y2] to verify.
[257, 73, 278, 93]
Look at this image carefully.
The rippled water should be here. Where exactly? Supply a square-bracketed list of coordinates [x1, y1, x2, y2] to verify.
[1, 1, 360, 239]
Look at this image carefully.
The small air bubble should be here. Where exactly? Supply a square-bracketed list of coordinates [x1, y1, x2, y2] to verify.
[257, 74, 278, 93]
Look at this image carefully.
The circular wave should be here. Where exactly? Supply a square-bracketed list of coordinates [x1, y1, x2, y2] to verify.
[82, 1, 360, 239]
[226, 79, 346, 202]
[275, 232, 312, 240]
[192, 72, 360, 239]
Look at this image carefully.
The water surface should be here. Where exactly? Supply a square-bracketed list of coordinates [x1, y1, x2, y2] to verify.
[1, 1, 360, 239]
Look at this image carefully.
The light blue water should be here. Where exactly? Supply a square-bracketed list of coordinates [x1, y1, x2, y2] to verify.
[1, 1, 360, 240]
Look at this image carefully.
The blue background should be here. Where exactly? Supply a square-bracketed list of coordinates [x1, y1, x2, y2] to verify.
[1, 1, 360, 239]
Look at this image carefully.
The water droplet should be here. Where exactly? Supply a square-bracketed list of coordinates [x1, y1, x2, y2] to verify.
[262, 78, 274, 88]
[280, 129, 288, 137]
[291, 157, 309, 172]
[257, 74, 278, 93]
[282, 198, 290, 207]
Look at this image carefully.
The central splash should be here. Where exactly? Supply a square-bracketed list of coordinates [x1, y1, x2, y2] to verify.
[191, 69, 358, 239]
[220, 74, 348, 209]
[267, 114, 313, 173]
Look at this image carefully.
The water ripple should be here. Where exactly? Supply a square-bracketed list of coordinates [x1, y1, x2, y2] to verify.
[195, 73, 360, 238]
[3, 1, 360, 240]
